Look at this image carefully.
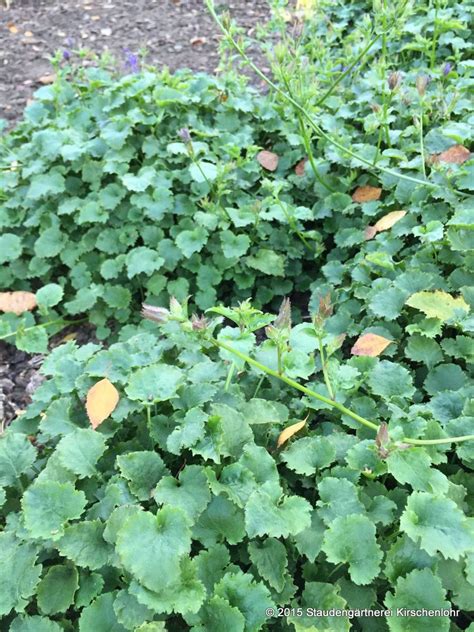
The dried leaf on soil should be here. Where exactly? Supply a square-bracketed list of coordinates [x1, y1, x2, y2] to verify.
[257, 150, 279, 171]
[351, 333, 393, 357]
[0, 291, 37, 315]
[352, 185, 382, 203]
[86, 378, 120, 429]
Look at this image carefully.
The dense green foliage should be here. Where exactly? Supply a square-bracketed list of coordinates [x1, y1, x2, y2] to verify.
[0, 69, 323, 348]
[0, 0, 473, 630]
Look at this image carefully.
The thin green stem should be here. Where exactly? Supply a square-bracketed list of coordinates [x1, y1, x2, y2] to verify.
[224, 361, 236, 391]
[419, 106, 427, 178]
[277, 346, 283, 375]
[210, 337, 474, 447]
[275, 198, 314, 251]
[277, 66, 333, 193]
[253, 374, 265, 398]
[212, 337, 378, 431]
[313, 32, 382, 109]
[190, 154, 213, 191]
[146, 404, 151, 427]
[206, 0, 437, 190]
[429, 0, 440, 70]
[318, 336, 335, 400]
[0, 317, 87, 341]
[297, 113, 334, 192]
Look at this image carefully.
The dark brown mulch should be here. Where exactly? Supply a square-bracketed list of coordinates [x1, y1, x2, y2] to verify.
[0, 324, 101, 425]
[0, 0, 271, 125]
[0, 0, 273, 425]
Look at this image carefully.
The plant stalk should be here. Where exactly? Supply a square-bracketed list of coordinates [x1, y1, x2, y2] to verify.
[211, 337, 474, 446]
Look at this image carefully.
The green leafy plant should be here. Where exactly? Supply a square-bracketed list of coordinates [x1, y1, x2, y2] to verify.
[0, 67, 325, 350]
[1, 293, 473, 631]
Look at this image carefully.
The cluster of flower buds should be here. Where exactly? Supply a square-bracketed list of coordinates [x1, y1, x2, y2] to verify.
[142, 297, 210, 334]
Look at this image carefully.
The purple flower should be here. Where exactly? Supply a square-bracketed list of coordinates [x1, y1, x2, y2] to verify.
[178, 128, 192, 143]
[124, 48, 140, 73]
[63, 49, 72, 61]
[443, 62, 453, 76]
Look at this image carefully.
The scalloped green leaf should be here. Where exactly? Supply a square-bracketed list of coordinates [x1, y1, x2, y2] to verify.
[322, 514, 383, 585]
[22, 481, 86, 540]
[116, 507, 191, 592]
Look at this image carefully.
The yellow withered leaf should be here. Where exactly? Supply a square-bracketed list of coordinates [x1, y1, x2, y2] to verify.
[374, 210, 406, 232]
[277, 418, 306, 448]
[86, 378, 119, 429]
[351, 333, 393, 357]
[351, 185, 382, 203]
[405, 291, 469, 322]
[257, 150, 279, 172]
[0, 291, 37, 315]
[365, 211, 406, 240]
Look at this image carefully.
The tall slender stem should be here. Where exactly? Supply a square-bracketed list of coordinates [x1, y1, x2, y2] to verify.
[211, 336, 474, 446]
[318, 336, 335, 400]
[206, 0, 437, 190]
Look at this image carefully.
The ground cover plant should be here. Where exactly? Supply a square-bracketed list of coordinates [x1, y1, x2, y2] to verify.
[0, 0, 473, 630]
[0, 65, 324, 351]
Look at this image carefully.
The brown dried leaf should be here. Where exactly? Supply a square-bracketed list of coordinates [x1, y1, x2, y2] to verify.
[257, 150, 279, 172]
[364, 225, 378, 241]
[7, 22, 19, 34]
[190, 36, 207, 46]
[277, 418, 306, 448]
[432, 144, 471, 165]
[294, 157, 308, 176]
[0, 291, 37, 315]
[351, 333, 393, 357]
[351, 185, 382, 203]
[38, 73, 56, 85]
[86, 378, 120, 429]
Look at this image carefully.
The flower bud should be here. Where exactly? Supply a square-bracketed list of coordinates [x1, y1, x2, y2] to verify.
[387, 71, 402, 91]
[416, 74, 430, 96]
[178, 128, 192, 143]
[141, 304, 170, 324]
[191, 314, 208, 331]
[442, 61, 453, 76]
[169, 296, 187, 320]
[274, 297, 291, 331]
